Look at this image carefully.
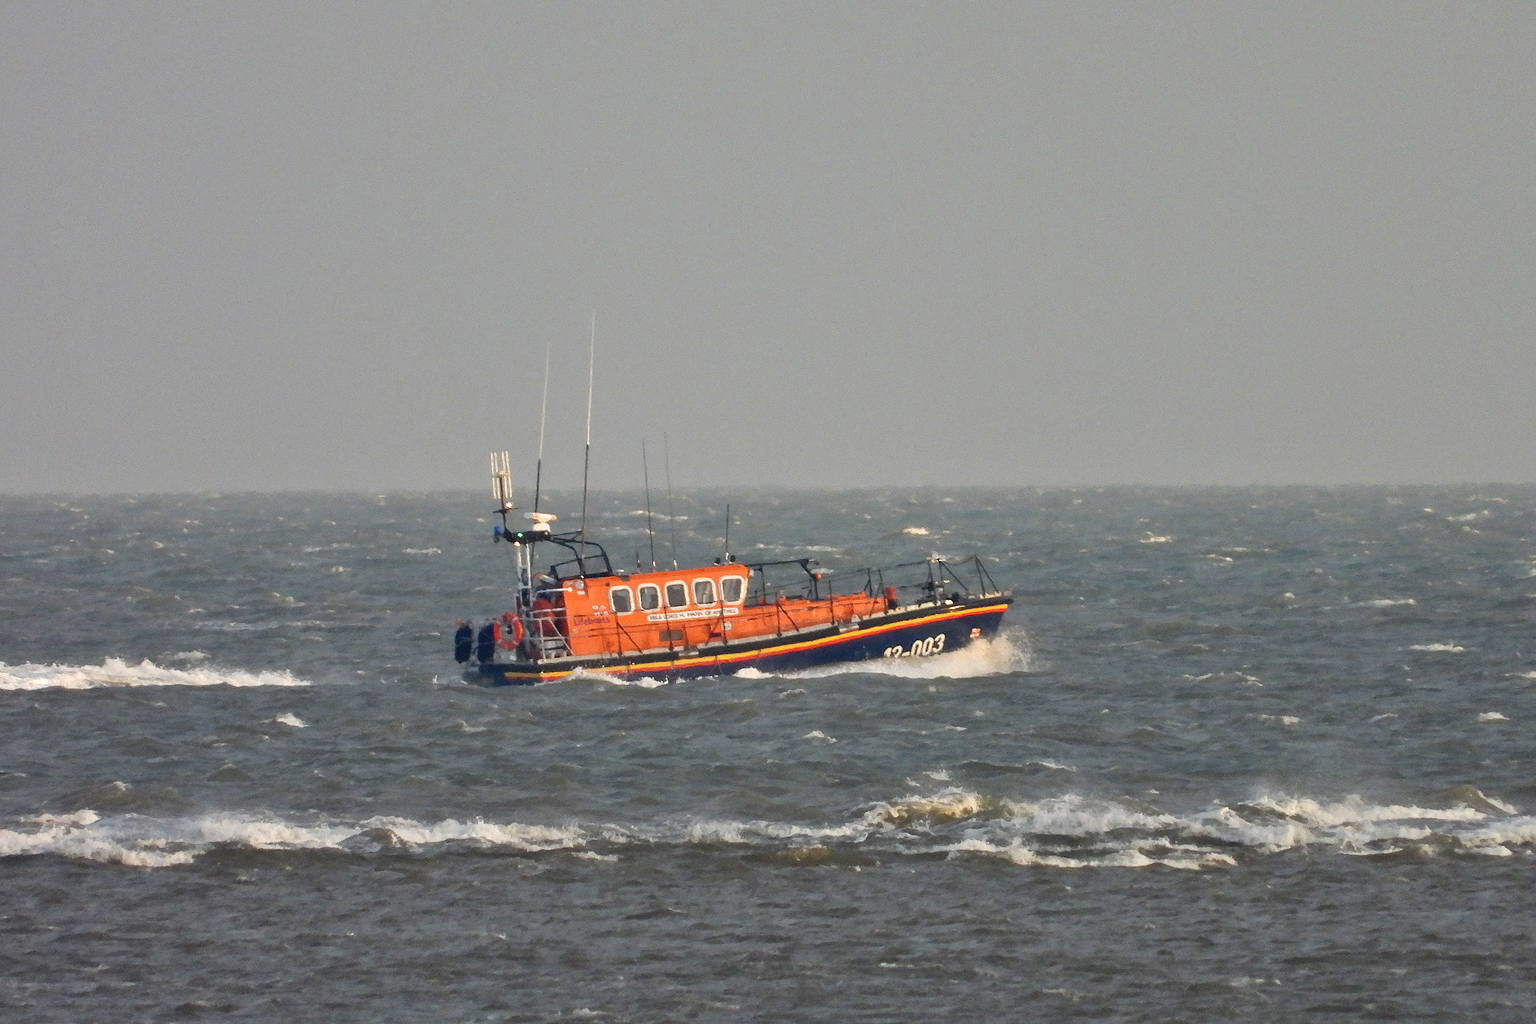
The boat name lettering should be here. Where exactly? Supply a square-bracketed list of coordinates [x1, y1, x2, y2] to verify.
[883, 634, 946, 658]
[646, 607, 740, 623]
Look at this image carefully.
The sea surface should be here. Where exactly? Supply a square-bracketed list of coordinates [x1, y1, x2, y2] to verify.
[3, 486, 1536, 1022]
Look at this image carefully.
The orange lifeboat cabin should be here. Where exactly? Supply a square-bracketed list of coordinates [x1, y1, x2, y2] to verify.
[538, 562, 890, 659]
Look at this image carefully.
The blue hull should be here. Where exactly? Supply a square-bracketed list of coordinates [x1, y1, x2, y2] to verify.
[471, 598, 1012, 685]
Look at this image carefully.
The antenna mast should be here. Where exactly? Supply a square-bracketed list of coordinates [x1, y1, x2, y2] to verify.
[491, 450, 513, 529]
[533, 338, 551, 515]
[642, 438, 657, 570]
[577, 311, 595, 572]
[664, 432, 677, 570]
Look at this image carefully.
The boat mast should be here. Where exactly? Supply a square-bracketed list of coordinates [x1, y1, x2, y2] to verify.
[642, 438, 657, 570]
[664, 432, 678, 570]
[533, 338, 551, 516]
[577, 310, 595, 574]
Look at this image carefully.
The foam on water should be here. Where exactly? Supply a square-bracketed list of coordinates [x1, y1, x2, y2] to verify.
[559, 668, 669, 688]
[940, 837, 1238, 871]
[0, 658, 308, 690]
[874, 787, 1536, 868]
[1183, 671, 1263, 686]
[861, 787, 993, 827]
[4, 785, 1530, 870]
[534, 639, 1025, 686]
[736, 634, 1030, 681]
[0, 810, 589, 867]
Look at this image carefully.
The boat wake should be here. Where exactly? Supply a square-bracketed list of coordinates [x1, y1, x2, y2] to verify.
[0, 658, 308, 691]
[7, 786, 1524, 870]
[560, 668, 670, 689]
[736, 633, 1031, 680]
[521, 634, 1031, 687]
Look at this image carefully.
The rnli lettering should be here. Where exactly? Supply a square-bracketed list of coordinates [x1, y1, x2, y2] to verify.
[645, 607, 740, 623]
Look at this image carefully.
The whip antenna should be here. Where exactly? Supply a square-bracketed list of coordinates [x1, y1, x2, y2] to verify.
[643, 438, 657, 569]
[664, 432, 677, 570]
[578, 311, 595, 570]
[533, 338, 551, 515]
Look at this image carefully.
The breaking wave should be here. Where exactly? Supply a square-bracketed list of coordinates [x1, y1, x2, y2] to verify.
[0, 810, 584, 868]
[889, 787, 1536, 870]
[6, 786, 1528, 870]
[0, 658, 308, 691]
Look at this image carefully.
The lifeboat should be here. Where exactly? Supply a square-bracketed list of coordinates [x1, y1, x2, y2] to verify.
[454, 462, 1012, 685]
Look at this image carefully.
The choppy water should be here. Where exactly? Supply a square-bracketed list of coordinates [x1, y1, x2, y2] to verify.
[4, 487, 1536, 1021]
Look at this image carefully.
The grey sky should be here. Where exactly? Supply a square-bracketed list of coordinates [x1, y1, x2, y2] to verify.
[4, 2, 1533, 492]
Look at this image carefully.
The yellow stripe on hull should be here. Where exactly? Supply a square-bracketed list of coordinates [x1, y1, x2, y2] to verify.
[485, 601, 1012, 684]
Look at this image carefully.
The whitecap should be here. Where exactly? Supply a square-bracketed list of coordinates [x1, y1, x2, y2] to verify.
[1409, 643, 1465, 653]
[0, 810, 600, 868]
[902, 527, 929, 536]
[1181, 671, 1262, 686]
[920, 790, 1536, 867]
[272, 713, 306, 728]
[802, 730, 837, 744]
[0, 658, 308, 691]
[863, 787, 989, 828]
[941, 837, 1237, 871]
[1478, 712, 1509, 722]
[6, 786, 1531, 870]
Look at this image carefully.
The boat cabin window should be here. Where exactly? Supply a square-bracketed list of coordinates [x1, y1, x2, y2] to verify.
[664, 581, 688, 608]
[692, 579, 716, 607]
[720, 576, 745, 604]
[609, 586, 633, 614]
[637, 584, 660, 611]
